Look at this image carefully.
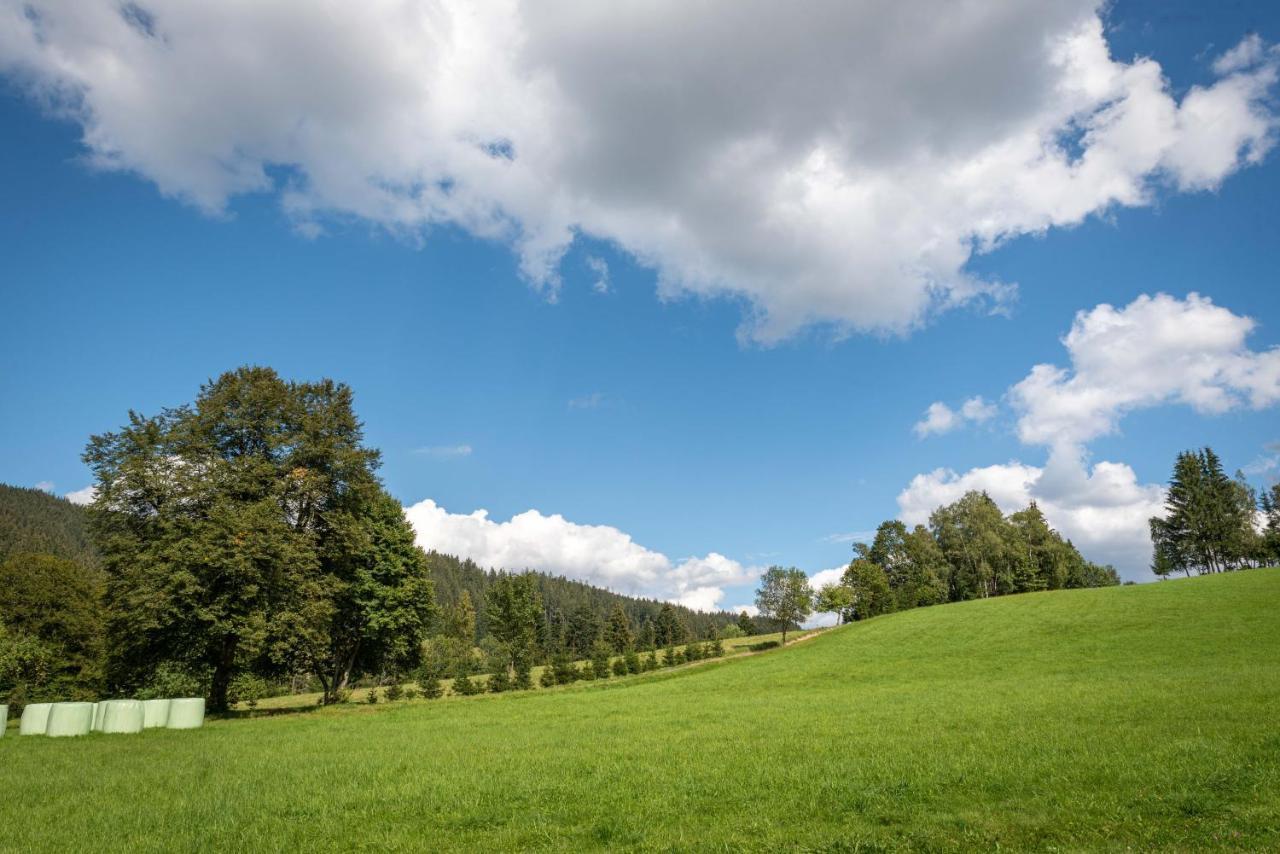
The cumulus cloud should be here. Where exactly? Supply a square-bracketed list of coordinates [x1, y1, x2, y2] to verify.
[1011, 293, 1280, 450]
[900, 293, 1280, 578]
[584, 256, 610, 294]
[34, 480, 54, 492]
[65, 485, 97, 505]
[1, 3, 1275, 341]
[404, 498, 759, 610]
[914, 396, 997, 437]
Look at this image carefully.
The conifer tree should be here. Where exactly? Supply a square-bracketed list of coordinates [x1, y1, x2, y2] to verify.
[539, 666, 556, 688]
[612, 657, 628, 677]
[452, 672, 480, 696]
[737, 611, 755, 636]
[624, 649, 642, 674]
[637, 618, 657, 651]
[590, 641, 612, 680]
[662, 643, 678, 667]
[418, 672, 443, 700]
[488, 667, 511, 693]
[606, 603, 633, 653]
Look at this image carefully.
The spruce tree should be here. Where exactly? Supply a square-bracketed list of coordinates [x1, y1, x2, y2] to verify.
[637, 618, 657, 651]
[418, 672, 443, 700]
[737, 611, 755, 636]
[663, 643, 678, 667]
[488, 667, 511, 693]
[606, 603, 633, 654]
[452, 672, 480, 696]
[612, 657, 629, 677]
[539, 666, 556, 688]
[624, 649, 642, 674]
[644, 650, 659, 671]
[590, 641, 612, 680]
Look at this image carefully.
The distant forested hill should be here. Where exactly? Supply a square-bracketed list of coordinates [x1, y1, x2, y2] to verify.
[0, 483, 735, 640]
[0, 484, 99, 568]
[426, 550, 738, 639]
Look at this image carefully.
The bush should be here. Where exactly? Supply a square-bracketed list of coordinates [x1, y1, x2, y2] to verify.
[719, 623, 745, 639]
[662, 645, 678, 667]
[685, 641, 702, 662]
[513, 660, 533, 691]
[710, 636, 725, 657]
[644, 651, 659, 671]
[365, 687, 379, 704]
[488, 668, 511, 693]
[453, 673, 481, 696]
[590, 642, 612, 681]
[333, 688, 352, 704]
[385, 681, 405, 702]
[136, 662, 208, 701]
[402, 687, 419, 701]
[227, 673, 269, 711]
[624, 650, 642, 674]
[418, 670, 444, 699]
[748, 640, 780, 652]
[539, 667, 556, 688]
[612, 657, 629, 677]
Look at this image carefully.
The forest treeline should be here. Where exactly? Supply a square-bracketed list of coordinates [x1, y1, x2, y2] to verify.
[812, 493, 1122, 624]
[0, 369, 739, 713]
[1149, 447, 1280, 576]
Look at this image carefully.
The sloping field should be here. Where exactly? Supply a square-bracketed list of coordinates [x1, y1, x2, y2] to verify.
[3, 570, 1279, 851]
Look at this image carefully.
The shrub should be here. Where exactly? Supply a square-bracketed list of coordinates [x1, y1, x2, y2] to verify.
[685, 641, 702, 662]
[539, 667, 556, 688]
[137, 663, 208, 701]
[552, 651, 577, 685]
[227, 673, 269, 711]
[662, 645, 678, 667]
[719, 623, 745, 639]
[748, 640, 780, 652]
[333, 688, 352, 704]
[590, 642, 612, 681]
[385, 682, 404, 702]
[365, 687, 379, 704]
[513, 660, 533, 691]
[710, 635, 725, 657]
[402, 687, 419, 701]
[488, 668, 511, 693]
[418, 670, 444, 699]
[624, 650, 642, 674]
[453, 673, 481, 696]
[580, 660, 597, 681]
[612, 657, 629, 677]
[644, 651, 659, 671]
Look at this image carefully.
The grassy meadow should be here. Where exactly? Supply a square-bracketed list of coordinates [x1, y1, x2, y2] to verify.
[3, 570, 1279, 851]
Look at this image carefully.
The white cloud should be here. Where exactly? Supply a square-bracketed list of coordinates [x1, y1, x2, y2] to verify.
[34, 480, 54, 492]
[65, 485, 97, 505]
[414, 444, 472, 459]
[807, 567, 846, 592]
[901, 293, 1280, 578]
[1, 4, 1275, 341]
[727, 604, 758, 618]
[404, 498, 759, 610]
[819, 530, 876, 545]
[585, 255, 610, 294]
[914, 396, 997, 437]
[567, 392, 605, 410]
[1012, 293, 1280, 450]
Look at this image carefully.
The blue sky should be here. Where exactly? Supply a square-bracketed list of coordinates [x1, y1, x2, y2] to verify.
[2, 1, 1278, 612]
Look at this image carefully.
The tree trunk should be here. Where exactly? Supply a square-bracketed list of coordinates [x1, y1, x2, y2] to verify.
[208, 634, 238, 713]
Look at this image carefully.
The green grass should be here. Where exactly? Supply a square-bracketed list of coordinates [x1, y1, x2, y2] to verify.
[4, 571, 1279, 851]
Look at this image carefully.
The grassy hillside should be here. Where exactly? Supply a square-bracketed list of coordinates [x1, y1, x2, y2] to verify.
[3, 570, 1279, 851]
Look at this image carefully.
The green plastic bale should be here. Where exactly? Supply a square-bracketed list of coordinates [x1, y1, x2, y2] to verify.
[166, 697, 205, 730]
[46, 702, 94, 737]
[19, 702, 52, 736]
[0, 704, 8, 738]
[100, 700, 144, 734]
[142, 698, 171, 728]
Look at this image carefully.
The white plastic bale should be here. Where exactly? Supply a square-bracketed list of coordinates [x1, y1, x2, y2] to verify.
[142, 698, 171, 728]
[100, 699, 144, 734]
[92, 701, 107, 731]
[46, 702, 94, 737]
[0, 704, 8, 738]
[19, 702, 52, 736]
[166, 697, 205, 730]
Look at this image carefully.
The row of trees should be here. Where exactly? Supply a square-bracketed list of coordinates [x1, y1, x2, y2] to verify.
[1, 368, 749, 713]
[1150, 447, 1280, 576]
[783, 492, 1119, 628]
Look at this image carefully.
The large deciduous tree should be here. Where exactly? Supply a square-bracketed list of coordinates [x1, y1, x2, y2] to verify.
[84, 366, 433, 711]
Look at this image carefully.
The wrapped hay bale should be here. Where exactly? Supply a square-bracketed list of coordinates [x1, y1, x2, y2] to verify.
[19, 702, 52, 736]
[0, 704, 8, 738]
[100, 699, 144, 734]
[166, 698, 206, 730]
[46, 702, 94, 737]
[142, 698, 171, 728]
